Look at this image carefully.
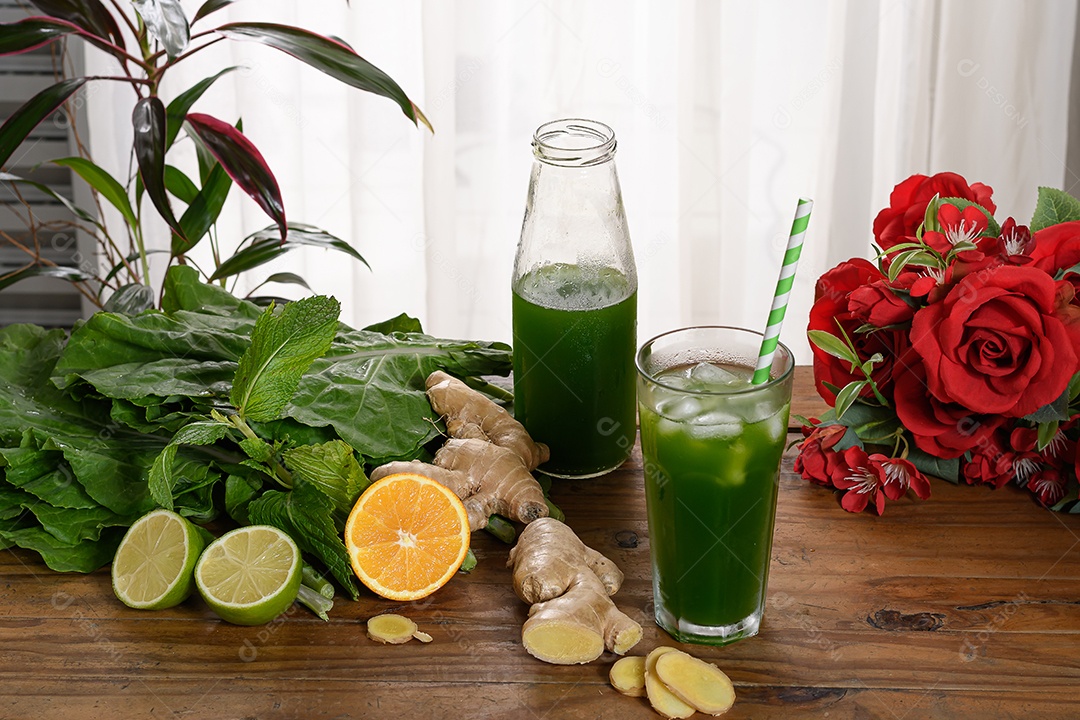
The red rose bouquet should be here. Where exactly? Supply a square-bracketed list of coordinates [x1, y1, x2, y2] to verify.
[797, 172, 1080, 514]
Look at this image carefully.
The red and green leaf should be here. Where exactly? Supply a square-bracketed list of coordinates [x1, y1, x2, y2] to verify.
[214, 23, 430, 131]
[184, 113, 286, 242]
[28, 0, 125, 49]
[0, 17, 73, 55]
[0, 78, 86, 168]
[211, 223, 367, 281]
[132, 97, 186, 241]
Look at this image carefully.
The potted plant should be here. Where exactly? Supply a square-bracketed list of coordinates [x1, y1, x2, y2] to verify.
[0, 0, 428, 311]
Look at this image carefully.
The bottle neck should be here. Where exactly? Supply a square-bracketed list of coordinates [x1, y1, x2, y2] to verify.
[532, 119, 617, 167]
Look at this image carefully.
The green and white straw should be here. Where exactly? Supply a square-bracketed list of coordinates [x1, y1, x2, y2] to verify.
[752, 197, 813, 385]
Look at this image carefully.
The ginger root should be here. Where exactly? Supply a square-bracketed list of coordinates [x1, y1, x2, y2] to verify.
[366, 613, 431, 644]
[371, 371, 550, 531]
[655, 650, 736, 716]
[507, 518, 642, 664]
[609, 655, 647, 697]
[426, 371, 549, 470]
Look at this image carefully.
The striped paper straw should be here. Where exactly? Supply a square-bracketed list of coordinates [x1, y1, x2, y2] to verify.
[752, 197, 813, 385]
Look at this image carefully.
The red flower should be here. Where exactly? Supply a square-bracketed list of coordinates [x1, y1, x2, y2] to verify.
[808, 258, 903, 404]
[794, 423, 847, 487]
[877, 456, 931, 501]
[909, 265, 1079, 417]
[922, 204, 990, 256]
[1030, 220, 1080, 275]
[1029, 468, 1067, 507]
[963, 431, 1023, 488]
[893, 349, 1003, 458]
[996, 218, 1035, 264]
[873, 173, 996, 252]
[830, 446, 888, 514]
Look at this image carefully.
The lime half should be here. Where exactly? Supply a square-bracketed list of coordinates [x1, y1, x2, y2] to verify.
[195, 525, 302, 626]
[112, 509, 205, 610]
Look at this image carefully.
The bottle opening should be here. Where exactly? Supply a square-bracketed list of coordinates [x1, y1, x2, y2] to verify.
[533, 118, 617, 167]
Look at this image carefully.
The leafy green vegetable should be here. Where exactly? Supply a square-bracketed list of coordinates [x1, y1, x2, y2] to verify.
[283, 440, 368, 517]
[231, 296, 340, 422]
[148, 421, 231, 510]
[248, 482, 358, 599]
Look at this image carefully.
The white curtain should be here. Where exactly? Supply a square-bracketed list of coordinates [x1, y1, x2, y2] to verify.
[84, 0, 1078, 362]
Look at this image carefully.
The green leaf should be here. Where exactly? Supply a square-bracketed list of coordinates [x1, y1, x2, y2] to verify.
[192, 0, 237, 24]
[1024, 387, 1072, 424]
[231, 296, 341, 422]
[247, 482, 358, 599]
[921, 194, 941, 235]
[1069, 372, 1080, 403]
[906, 447, 959, 483]
[939, 197, 1002, 236]
[249, 272, 312, 295]
[210, 223, 367, 281]
[0, 264, 90, 291]
[173, 162, 232, 255]
[832, 427, 863, 451]
[133, 97, 187, 242]
[288, 329, 512, 462]
[0, 171, 99, 226]
[215, 23, 431, 131]
[131, 0, 189, 59]
[833, 381, 866, 420]
[0, 78, 86, 168]
[102, 283, 155, 315]
[807, 330, 859, 366]
[185, 113, 286, 242]
[282, 439, 368, 516]
[1036, 420, 1060, 452]
[164, 66, 240, 148]
[224, 472, 261, 524]
[148, 421, 229, 509]
[164, 164, 199, 204]
[363, 313, 423, 335]
[1030, 187, 1080, 232]
[0, 525, 124, 572]
[238, 436, 274, 462]
[850, 417, 903, 444]
[0, 17, 71, 55]
[53, 156, 138, 231]
[887, 248, 941, 282]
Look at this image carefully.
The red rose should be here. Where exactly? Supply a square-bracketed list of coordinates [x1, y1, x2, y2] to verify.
[893, 349, 1003, 458]
[873, 173, 995, 252]
[1030, 220, 1080, 275]
[794, 423, 846, 486]
[909, 265, 1079, 417]
[808, 258, 903, 403]
[848, 280, 915, 327]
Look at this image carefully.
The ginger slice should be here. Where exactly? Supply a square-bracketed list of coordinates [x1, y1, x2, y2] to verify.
[655, 650, 736, 716]
[367, 614, 421, 644]
[645, 647, 695, 719]
[609, 655, 647, 697]
[508, 518, 642, 664]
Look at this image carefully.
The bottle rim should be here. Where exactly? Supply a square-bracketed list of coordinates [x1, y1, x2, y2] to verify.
[532, 118, 617, 167]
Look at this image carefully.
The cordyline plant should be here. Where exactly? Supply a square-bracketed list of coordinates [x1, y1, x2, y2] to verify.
[0, 0, 429, 311]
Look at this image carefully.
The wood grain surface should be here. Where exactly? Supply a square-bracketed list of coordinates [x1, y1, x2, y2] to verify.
[1, 369, 1077, 719]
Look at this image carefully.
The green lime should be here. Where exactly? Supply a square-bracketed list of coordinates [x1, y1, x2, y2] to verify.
[112, 509, 206, 610]
[195, 525, 302, 626]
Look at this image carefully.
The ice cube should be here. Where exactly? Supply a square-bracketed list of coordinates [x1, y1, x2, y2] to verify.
[657, 396, 702, 421]
[759, 411, 787, 443]
[689, 362, 749, 389]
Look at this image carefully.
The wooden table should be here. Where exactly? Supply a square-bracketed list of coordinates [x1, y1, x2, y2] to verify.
[2, 367, 1078, 718]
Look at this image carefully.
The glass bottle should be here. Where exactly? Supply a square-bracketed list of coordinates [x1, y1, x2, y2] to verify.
[512, 119, 638, 479]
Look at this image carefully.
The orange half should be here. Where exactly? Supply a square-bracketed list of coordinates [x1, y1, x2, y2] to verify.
[345, 472, 471, 601]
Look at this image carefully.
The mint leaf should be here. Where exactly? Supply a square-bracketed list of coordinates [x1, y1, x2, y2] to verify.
[283, 440, 369, 516]
[247, 482, 359, 599]
[231, 296, 340, 422]
[238, 436, 275, 462]
[148, 421, 230, 509]
[1030, 187, 1080, 231]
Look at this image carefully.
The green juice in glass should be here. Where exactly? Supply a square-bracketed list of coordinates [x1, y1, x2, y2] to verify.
[512, 263, 637, 478]
[638, 359, 790, 644]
